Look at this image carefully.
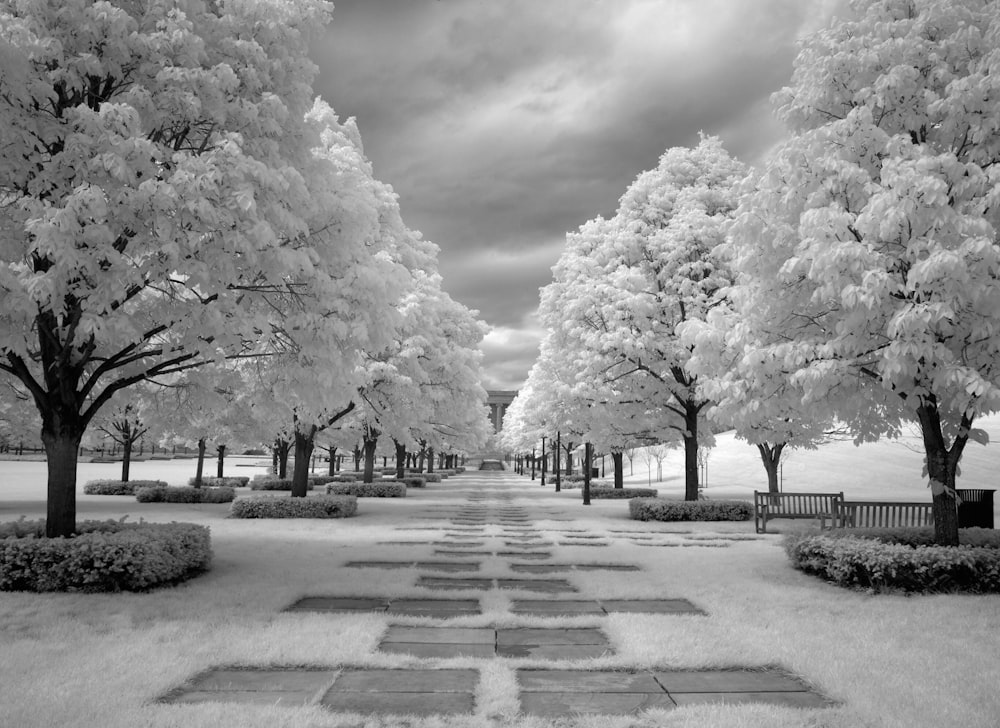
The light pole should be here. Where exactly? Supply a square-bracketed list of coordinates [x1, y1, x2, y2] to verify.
[540, 436, 547, 486]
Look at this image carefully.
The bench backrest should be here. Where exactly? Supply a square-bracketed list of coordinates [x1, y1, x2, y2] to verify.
[837, 501, 933, 528]
[754, 491, 843, 515]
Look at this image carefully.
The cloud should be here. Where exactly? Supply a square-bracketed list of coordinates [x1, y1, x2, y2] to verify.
[309, 0, 854, 388]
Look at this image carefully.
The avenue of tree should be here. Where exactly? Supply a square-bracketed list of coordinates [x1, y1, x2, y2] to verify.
[500, 0, 1000, 545]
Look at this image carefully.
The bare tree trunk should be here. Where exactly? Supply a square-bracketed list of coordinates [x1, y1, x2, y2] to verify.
[394, 441, 406, 479]
[353, 445, 362, 472]
[194, 437, 206, 487]
[427, 447, 435, 473]
[756, 442, 785, 494]
[328, 446, 337, 476]
[216, 444, 226, 478]
[682, 402, 700, 501]
[41, 429, 82, 538]
[583, 442, 592, 505]
[275, 439, 290, 479]
[362, 433, 378, 483]
[612, 451, 624, 488]
[121, 438, 132, 482]
[917, 401, 966, 546]
[291, 426, 316, 497]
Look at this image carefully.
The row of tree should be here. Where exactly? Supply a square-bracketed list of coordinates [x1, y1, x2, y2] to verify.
[500, 0, 1000, 545]
[0, 0, 491, 537]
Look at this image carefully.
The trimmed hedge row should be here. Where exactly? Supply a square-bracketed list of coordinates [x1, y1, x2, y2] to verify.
[188, 476, 249, 488]
[230, 495, 357, 519]
[824, 526, 1000, 548]
[136, 486, 236, 504]
[325, 481, 406, 498]
[784, 532, 1000, 593]
[591, 487, 658, 499]
[629, 498, 754, 522]
[83, 479, 167, 496]
[249, 478, 313, 491]
[0, 519, 211, 592]
[400, 476, 426, 488]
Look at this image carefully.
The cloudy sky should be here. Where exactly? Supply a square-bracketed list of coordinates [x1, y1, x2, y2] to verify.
[308, 0, 850, 391]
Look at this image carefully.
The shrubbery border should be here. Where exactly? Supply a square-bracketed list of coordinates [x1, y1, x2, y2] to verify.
[136, 486, 236, 504]
[230, 495, 358, 519]
[629, 497, 754, 522]
[0, 519, 211, 592]
[325, 481, 406, 498]
[83, 479, 167, 496]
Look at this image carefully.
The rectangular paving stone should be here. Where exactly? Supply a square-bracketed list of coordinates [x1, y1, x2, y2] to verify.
[504, 541, 554, 548]
[510, 563, 571, 573]
[388, 599, 480, 616]
[379, 642, 496, 658]
[575, 563, 640, 571]
[519, 691, 675, 715]
[511, 600, 604, 615]
[435, 549, 493, 556]
[498, 551, 552, 559]
[330, 668, 478, 692]
[558, 541, 609, 547]
[669, 691, 829, 708]
[518, 669, 663, 693]
[431, 541, 485, 547]
[499, 644, 612, 659]
[286, 597, 389, 612]
[322, 691, 474, 715]
[600, 599, 704, 615]
[499, 628, 607, 646]
[415, 561, 480, 572]
[169, 689, 318, 706]
[498, 578, 576, 592]
[383, 626, 495, 644]
[417, 576, 492, 590]
[653, 669, 810, 693]
[345, 561, 413, 569]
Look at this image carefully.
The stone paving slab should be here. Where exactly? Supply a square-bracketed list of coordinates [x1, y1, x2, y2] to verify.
[286, 597, 389, 612]
[435, 549, 493, 557]
[321, 668, 477, 715]
[379, 642, 496, 658]
[512, 600, 605, 615]
[417, 576, 493, 590]
[387, 598, 480, 616]
[500, 644, 612, 659]
[498, 628, 607, 646]
[187, 669, 337, 692]
[519, 691, 676, 715]
[168, 689, 319, 705]
[652, 669, 810, 692]
[668, 691, 829, 708]
[497, 578, 576, 592]
[414, 561, 481, 572]
[602, 599, 704, 615]
[497, 551, 552, 559]
[519, 669, 663, 693]
[384, 626, 495, 644]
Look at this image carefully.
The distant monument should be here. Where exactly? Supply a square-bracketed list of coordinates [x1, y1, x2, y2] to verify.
[486, 390, 517, 434]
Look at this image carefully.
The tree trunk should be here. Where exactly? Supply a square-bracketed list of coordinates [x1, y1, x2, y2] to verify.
[612, 451, 624, 488]
[756, 442, 785, 493]
[276, 439, 290, 479]
[41, 428, 83, 538]
[328, 446, 337, 476]
[583, 442, 593, 505]
[554, 433, 561, 492]
[194, 437, 206, 487]
[353, 445, 362, 472]
[683, 403, 700, 501]
[362, 434, 378, 483]
[394, 440, 406, 479]
[291, 426, 316, 497]
[427, 447, 435, 473]
[916, 401, 966, 546]
[216, 444, 226, 478]
[121, 438, 132, 482]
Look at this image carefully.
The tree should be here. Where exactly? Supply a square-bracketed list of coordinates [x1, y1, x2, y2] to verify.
[729, 0, 1000, 544]
[94, 401, 147, 482]
[0, 0, 346, 536]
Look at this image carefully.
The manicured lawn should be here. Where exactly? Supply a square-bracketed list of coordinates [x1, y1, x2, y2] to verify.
[0, 436, 998, 727]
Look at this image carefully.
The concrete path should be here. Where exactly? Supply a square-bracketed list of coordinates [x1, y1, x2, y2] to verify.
[163, 469, 830, 719]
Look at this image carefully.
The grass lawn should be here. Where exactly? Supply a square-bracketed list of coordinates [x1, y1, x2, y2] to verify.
[1, 431, 999, 727]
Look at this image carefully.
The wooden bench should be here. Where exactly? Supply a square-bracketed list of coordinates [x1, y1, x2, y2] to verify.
[754, 491, 844, 533]
[834, 500, 933, 529]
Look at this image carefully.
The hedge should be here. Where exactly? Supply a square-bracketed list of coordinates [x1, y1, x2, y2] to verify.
[136, 486, 236, 504]
[823, 526, 1000, 549]
[83, 479, 167, 496]
[230, 495, 358, 519]
[591, 487, 658, 499]
[784, 532, 1000, 593]
[249, 478, 313, 491]
[629, 498, 754, 522]
[0, 519, 211, 592]
[421, 473, 443, 483]
[188, 476, 249, 488]
[400, 476, 427, 488]
[331, 474, 359, 482]
[325, 481, 406, 498]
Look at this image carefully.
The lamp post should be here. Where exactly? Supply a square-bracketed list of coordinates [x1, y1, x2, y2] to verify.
[555, 431, 561, 492]
[540, 436, 547, 486]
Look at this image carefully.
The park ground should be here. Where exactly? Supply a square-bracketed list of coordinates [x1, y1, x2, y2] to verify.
[0, 422, 998, 727]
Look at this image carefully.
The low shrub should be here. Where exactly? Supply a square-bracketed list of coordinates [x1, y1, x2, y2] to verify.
[400, 476, 427, 488]
[83, 479, 167, 496]
[0, 518, 211, 592]
[188, 476, 249, 488]
[566, 474, 586, 483]
[249, 478, 313, 491]
[591, 487, 658, 499]
[421, 473, 443, 483]
[325, 481, 406, 498]
[629, 498, 754, 522]
[307, 475, 338, 486]
[784, 532, 1000, 593]
[230, 495, 357, 519]
[136, 486, 236, 504]
[331, 473, 358, 482]
[823, 526, 1000, 549]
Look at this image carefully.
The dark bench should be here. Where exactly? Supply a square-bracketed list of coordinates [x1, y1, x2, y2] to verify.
[754, 491, 844, 533]
[832, 500, 934, 529]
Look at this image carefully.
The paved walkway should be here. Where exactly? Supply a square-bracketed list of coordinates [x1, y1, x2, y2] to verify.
[163, 469, 830, 718]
